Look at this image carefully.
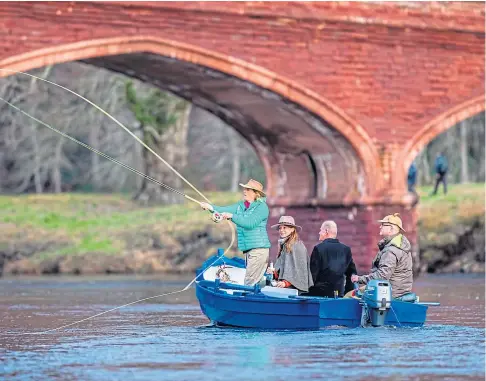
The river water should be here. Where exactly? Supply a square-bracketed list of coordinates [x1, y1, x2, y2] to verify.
[0, 274, 484, 381]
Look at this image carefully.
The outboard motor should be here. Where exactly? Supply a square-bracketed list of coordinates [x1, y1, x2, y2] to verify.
[361, 279, 392, 327]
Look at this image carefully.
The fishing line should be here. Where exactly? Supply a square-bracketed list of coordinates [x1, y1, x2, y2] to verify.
[0, 68, 208, 203]
[19, 289, 186, 335]
[11, 264, 213, 335]
[0, 96, 201, 205]
[0, 68, 238, 334]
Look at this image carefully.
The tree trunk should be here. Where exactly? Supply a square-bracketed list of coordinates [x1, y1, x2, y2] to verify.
[133, 102, 192, 205]
[31, 123, 43, 194]
[89, 116, 102, 189]
[29, 66, 52, 193]
[460, 121, 469, 183]
[229, 131, 240, 192]
[52, 138, 65, 193]
[445, 129, 455, 183]
[133, 122, 149, 200]
[419, 152, 431, 186]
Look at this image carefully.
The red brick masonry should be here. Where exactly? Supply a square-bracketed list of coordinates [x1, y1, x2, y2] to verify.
[0, 2, 483, 270]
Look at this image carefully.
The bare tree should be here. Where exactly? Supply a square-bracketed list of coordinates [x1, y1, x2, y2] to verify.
[126, 81, 192, 204]
[229, 131, 241, 192]
[414, 112, 484, 186]
[186, 107, 264, 191]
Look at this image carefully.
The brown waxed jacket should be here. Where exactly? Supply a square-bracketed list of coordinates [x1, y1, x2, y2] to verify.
[358, 234, 413, 298]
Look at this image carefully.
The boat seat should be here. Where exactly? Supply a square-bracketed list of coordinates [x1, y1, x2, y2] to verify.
[261, 286, 299, 298]
[394, 292, 418, 303]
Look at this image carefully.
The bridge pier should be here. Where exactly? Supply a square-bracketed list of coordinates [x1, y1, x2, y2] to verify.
[268, 203, 419, 274]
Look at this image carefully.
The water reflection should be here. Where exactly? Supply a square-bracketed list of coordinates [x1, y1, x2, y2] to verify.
[0, 274, 484, 381]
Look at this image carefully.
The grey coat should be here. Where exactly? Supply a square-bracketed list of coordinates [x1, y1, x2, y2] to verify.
[358, 234, 413, 298]
[275, 240, 314, 292]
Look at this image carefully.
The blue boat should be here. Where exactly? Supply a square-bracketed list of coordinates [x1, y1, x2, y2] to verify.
[195, 249, 440, 330]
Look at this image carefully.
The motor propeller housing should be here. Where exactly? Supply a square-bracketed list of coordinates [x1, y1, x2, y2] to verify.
[362, 279, 392, 327]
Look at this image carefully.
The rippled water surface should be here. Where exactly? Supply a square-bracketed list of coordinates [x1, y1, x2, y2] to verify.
[1, 274, 484, 380]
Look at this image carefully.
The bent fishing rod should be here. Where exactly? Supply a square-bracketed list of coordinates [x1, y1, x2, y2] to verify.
[0, 68, 210, 204]
[0, 69, 236, 334]
[0, 95, 224, 222]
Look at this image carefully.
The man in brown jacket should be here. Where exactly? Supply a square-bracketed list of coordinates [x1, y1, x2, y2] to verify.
[351, 213, 413, 299]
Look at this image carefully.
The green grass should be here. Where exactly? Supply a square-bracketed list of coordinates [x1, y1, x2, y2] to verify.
[35, 236, 121, 262]
[0, 191, 239, 261]
[0, 185, 482, 263]
[417, 183, 484, 232]
[417, 182, 484, 204]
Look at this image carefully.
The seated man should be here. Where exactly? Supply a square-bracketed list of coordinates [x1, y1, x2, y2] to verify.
[351, 213, 413, 299]
[307, 220, 356, 298]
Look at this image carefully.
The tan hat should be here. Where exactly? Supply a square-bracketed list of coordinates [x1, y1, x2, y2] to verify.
[239, 179, 265, 195]
[378, 213, 406, 232]
[271, 216, 302, 231]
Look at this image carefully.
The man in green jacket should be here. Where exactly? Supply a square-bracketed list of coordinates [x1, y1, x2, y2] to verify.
[201, 179, 271, 286]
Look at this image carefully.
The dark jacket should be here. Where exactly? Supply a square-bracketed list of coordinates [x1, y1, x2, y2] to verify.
[434, 155, 448, 174]
[308, 238, 356, 297]
[408, 163, 417, 183]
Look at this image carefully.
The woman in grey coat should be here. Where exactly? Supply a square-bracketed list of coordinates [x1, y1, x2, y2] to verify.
[267, 216, 314, 293]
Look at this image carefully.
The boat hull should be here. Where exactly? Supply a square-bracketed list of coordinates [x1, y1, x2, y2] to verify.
[196, 281, 428, 330]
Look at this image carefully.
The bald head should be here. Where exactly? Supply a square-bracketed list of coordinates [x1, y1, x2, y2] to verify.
[319, 220, 338, 240]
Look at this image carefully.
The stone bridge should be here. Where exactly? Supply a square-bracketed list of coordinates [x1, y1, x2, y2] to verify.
[0, 1, 484, 270]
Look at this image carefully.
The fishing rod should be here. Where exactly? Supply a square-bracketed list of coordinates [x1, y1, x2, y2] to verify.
[0, 96, 225, 222]
[0, 69, 236, 334]
[0, 68, 210, 204]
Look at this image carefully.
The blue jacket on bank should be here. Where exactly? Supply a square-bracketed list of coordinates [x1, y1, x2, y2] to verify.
[435, 155, 448, 174]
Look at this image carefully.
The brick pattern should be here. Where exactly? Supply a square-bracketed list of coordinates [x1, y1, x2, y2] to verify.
[0, 1, 483, 146]
[0, 1, 481, 268]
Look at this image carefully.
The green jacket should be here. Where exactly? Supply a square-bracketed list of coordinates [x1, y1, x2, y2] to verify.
[212, 198, 271, 252]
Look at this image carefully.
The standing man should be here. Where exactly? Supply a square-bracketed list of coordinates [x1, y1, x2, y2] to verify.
[307, 221, 357, 298]
[432, 152, 448, 195]
[351, 213, 413, 299]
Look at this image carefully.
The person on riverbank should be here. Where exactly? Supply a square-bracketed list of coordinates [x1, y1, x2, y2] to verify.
[432, 152, 448, 195]
[306, 220, 357, 298]
[266, 216, 313, 293]
[351, 213, 413, 299]
[200, 179, 270, 286]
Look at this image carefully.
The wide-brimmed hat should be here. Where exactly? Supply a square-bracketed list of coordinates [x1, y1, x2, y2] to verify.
[271, 216, 302, 231]
[239, 179, 265, 195]
[378, 213, 406, 232]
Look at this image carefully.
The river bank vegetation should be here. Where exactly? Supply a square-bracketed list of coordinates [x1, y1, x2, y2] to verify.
[0, 184, 483, 276]
[0, 62, 484, 276]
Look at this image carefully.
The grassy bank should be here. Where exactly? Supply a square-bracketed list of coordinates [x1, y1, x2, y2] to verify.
[416, 183, 484, 273]
[0, 184, 483, 273]
[0, 192, 239, 266]
[416, 183, 484, 231]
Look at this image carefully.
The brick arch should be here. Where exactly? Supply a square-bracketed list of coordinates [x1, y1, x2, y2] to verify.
[396, 95, 485, 190]
[0, 35, 381, 197]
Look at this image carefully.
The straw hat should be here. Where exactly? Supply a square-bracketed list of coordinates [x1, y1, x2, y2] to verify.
[239, 179, 265, 195]
[271, 216, 302, 231]
[378, 213, 406, 232]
